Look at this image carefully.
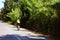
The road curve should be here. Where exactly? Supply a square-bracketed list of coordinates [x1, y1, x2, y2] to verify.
[0, 20, 48, 40]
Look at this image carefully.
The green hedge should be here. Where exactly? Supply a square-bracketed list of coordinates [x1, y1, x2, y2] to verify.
[19, 0, 59, 34]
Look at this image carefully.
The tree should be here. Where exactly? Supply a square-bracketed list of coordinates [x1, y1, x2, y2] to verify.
[6, 8, 22, 22]
[1, 0, 21, 22]
[19, 0, 60, 35]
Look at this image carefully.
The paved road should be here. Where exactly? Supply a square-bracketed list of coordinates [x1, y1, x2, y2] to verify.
[0, 21, 48, 40]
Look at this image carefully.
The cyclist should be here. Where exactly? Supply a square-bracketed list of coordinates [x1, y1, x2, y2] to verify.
[17, 19, 20, 31]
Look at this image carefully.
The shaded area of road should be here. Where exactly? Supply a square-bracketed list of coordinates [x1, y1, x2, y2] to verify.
[0, 35, 20, 40]
[0, 34, 48, 40]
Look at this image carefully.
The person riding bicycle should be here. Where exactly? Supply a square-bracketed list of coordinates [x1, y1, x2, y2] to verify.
[17, 19, 20, 31]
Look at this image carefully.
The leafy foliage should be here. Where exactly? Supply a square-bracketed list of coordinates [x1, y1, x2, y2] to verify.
[6, 8, 21, 21]
[19, 0, 60, 34]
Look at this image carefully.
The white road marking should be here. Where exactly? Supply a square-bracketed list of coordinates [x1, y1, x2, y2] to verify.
[13, 35, 21, 40]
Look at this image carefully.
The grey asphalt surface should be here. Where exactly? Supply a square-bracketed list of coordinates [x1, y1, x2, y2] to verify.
[0, 20, 48, 40]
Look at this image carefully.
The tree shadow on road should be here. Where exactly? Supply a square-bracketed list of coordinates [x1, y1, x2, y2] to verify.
[0, 34, 48, 40]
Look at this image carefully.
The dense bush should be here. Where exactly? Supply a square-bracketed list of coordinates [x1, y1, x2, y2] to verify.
[19, 0, 60, 35]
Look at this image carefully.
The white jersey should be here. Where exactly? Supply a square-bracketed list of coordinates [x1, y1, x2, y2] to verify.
[17, 19, 20, 23]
